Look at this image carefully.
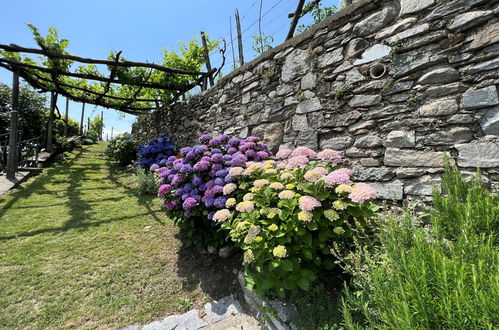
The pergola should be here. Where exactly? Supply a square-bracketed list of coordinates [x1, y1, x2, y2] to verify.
[0, 32, 225, 179]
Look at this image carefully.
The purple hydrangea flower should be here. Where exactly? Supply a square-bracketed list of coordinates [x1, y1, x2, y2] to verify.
[199, 134, 212, 143]
[182, 197, 197, 209]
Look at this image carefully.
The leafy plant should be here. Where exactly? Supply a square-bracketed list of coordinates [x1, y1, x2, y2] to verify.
[252, 33, 274, 56]
[84, 130, 99, 144]
[221, 147, 378, 297]
[296, 2, 338, 35]
[129, 166, 160, 196]
[338, 163, 499, 329]
[105, 133, 136, 166]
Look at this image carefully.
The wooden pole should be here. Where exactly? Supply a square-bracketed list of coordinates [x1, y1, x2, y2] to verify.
[64, 97, 69, 137]
[200, 31, 214, 87]
[79, 102, 85, 135]
[258, 0, 264, 52]
[87, 117, 90, 133]
[235, 9, 244, 66]
[229, 17, 236, 69]
[286, 0, 306, 40]
[46, 92, 57, 153]
[6, 70, 20, 179]
[111, 127, 114, 140]
[100, 111, 103, 141]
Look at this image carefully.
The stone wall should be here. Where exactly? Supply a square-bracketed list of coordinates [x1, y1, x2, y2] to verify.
[133, 0, 499, 200]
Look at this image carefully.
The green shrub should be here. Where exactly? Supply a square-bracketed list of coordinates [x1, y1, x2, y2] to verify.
[221, 147, 378, 297]
[105, 133, 137, 166]
[84, 129, 99, 143]
[339, 164, 499, 329]
[130, 166, 160, 196]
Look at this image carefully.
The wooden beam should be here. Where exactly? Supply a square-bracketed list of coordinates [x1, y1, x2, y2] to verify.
[286, 0, 306, 40]
[200, 31, 214, 87]
[0, 43, 208, 76]
[79, 102, 85, 135]
[6, 70, 20, 179]
[0, 58, 190, 91]
[235, 9, 244, 66]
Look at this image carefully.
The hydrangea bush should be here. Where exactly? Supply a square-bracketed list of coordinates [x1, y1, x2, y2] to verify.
[155, 134, 272, 247]
[135, 134, 176, 169]
[219, 147, 378, 297]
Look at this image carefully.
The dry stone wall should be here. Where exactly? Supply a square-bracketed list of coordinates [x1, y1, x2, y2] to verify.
[133, 0, 499, 200]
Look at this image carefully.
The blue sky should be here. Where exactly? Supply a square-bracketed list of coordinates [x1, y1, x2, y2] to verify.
[0, 0, 338, 138]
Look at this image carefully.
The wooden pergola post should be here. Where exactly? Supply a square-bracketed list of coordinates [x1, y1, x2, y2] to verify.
[235, 9, 244, 66]
[87, 117, 90, 134]
[6, 70, 20, 179]
[200, 31, 214, 87]
[100, 111, 103, 140]
[46, 92, 57, 153]
[64, 97, 69, 137]
[79, 102, 85, 135]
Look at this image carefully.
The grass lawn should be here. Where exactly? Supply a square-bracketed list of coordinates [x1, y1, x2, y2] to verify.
[0, 143, 240, 329]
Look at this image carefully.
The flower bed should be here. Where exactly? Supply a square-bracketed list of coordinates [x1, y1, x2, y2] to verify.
[136, 134, 176, 169]
[155, 134, 378, 297]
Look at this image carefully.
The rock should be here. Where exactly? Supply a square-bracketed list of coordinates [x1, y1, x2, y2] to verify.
[242, 81, 259, 94]
[296, 98, 322, 114]
[421, 82, 467, 99]
[423, 127, 473, 145]
[349, 120, 376, 133]
[320, 136, 354, 150]
[481, 106, 499, 136]
[404, 175, 441, 196]
[354, 134, 383, 148]
[318, 48, 344, 68]
[384, 130, 415, 148]
[346, 38, 369, 58]
[301, 72, 317, 90]
[395, 167, 427, 179]
[269, 300, 298, 323]
[448, 10, 494, 32]
[368, 182, 404, 200]
[462, 86, 499, 110]
[345, 68, 366, 85]
[218, 246, 236, 259]
[418, 98, 459, 117]
[449, 53, 473, 64]
[292, 115, 309, 131]
[252, 123, 284, 153]
[353, 79, 387, 93]
[383, 81, 414, 95]
[384, 148, 451, 167]
[308, 112, 325, 129]
[424, 0, 488, 21]
[207, 245, 217, 255]
[466, 58, 499, 75]
[238, 127, 249, 139]
[348, 94, 382, 108]
[170, 310, 208, 330]
[448, 114, 475, 124]
[467, 22, 499, 51]
[352, 166, 395, 181]
[323, 110, 362, 126]
[400, 0, 435, 15]
[281, 49, 312, 83]
[385, 24, 430, 44]
[242, 93, 251, 105]
[353, 44, 392, 65]
[417, 67, 459, 85]
[346, 147, 382, 158]
[353, 2, 398, 36]
[363, 104, 413, 120]
[333, 61, 354, 74]
[391, 49, 445, 78]
[143, 321, 167, 330]
[375, 17, 418, 39]
[456, 143, 499, 168]
[204, 297, 243, 323]
[296, 130, 318, 149]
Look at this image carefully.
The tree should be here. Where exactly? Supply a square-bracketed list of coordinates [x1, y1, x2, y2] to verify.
[0, 83, 48, 140]
[89, 116, 104, 136]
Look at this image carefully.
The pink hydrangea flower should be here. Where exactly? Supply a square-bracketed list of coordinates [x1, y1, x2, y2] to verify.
[278, 190, 295, 199]
[228, 167, 244, 177]
[275, 148, 293, 159]
[223, 183, 237, 195]
[298, 196, 322, 211]
[280, 172, 294, 180]
[253, 179, 270, 188]
[285, 155, 309, 169]
[236, 201, 255, 212]
[348, 183, 376, 203]
[317, 149, 342, 163]
[291, 146, 317, 159]
[323, 168, 352, 186]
